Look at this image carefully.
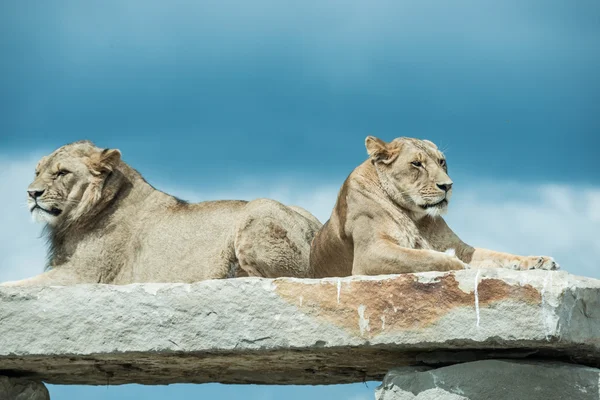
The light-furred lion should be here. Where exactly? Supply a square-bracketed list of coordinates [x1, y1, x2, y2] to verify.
[1, 141, 322, 286]
[309, 136, 559, 277]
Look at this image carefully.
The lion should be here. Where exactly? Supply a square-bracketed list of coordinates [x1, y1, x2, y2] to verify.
[309, 136, 559, 277]
[1, 141, 322, 287]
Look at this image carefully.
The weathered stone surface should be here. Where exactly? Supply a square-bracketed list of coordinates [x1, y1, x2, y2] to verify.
[375, 360, 600, 400]
[0, 376, 49, 400]
[0, 269, 599, 385]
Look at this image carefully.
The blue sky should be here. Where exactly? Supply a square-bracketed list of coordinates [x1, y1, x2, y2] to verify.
[0, 1, 598, 399]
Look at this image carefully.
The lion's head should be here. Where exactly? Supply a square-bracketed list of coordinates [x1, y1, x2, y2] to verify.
[27, 141, 122, 227]
[365, 136, 452, 218]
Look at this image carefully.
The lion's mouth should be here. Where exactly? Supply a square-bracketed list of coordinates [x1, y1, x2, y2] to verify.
[32, 204, 62, 216]
[420, 199, 448, 209]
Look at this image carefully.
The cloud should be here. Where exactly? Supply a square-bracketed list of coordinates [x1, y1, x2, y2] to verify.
[161, 182, 339, 224]
[446, 183, 600, 278]
[0, 153, 49, 282]
[1, 153, 599, 283]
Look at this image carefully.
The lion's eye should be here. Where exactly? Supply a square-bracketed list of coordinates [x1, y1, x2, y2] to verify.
[411, 161, 422, 167]
[439, 159, 446, 167]
[56, 170, 70, 177]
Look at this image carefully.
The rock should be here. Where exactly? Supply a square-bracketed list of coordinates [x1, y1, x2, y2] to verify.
[0, 377, 49, 400]
[0, 269, 599, 385]
[375, 360, 600, 400]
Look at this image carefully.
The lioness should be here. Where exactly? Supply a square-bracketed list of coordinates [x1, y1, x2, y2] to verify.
[1, 141, 322, 286]
[309, 136, 558, 277]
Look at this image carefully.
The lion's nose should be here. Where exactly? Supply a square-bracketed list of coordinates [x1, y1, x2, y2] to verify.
[436, 183, 452, 192]
[27, 189, 44, 199]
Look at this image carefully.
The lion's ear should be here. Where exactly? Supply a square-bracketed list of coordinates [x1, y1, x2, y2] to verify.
[365, 136, 399, 165]
[90, 148, 122, 175]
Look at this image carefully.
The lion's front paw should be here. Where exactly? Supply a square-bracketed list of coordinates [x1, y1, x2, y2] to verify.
[518, 256, 559, 271]
[443, 251, 471, 271]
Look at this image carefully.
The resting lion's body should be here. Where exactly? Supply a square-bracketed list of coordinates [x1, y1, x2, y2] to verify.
[2, 141, 322, 286]
[310, 136, 558, 277]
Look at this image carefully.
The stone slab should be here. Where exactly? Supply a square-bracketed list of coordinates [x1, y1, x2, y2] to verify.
[0, 269, 599, 385]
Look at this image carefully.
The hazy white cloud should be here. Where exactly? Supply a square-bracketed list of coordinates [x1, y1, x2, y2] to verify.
[1, 153, 598, 282]
[0, 153, 49, 282]
[162, 182, 339, 224]
[446, 184, 600, 278]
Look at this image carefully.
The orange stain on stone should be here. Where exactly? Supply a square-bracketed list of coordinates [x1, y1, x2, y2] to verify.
[275, 273, 541, 337]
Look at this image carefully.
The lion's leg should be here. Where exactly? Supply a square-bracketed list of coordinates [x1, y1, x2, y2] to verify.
[0, 268, 87, 287]
[234, 199, 322, 278]
[423, 219, 559, 271]
[353, 241, 468, 275]
[467, 248, 559, 271]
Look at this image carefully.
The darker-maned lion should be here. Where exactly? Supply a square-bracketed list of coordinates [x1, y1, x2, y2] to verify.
[1, 141, 322, 286]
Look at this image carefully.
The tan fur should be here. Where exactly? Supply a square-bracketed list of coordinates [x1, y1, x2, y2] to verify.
[309, 136, 559, 277]
[1, 141, 322, 287]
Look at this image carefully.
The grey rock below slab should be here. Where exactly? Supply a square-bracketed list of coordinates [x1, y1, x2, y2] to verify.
[376, 360, 600, 400]
[0, 377, 49, 400]
[1, 269, 600, 385]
